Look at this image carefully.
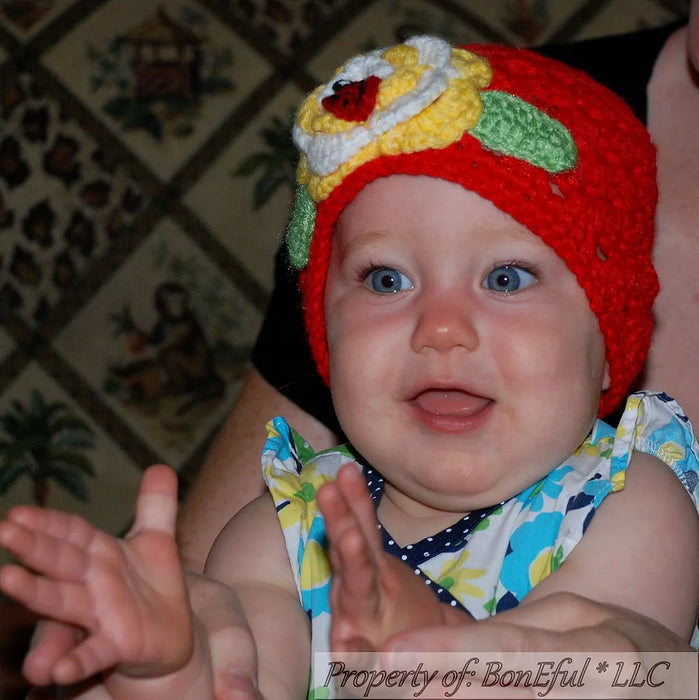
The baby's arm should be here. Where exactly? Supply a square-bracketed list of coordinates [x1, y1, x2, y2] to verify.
[203, 491, 311, 699]
[316, 464, 467, 653]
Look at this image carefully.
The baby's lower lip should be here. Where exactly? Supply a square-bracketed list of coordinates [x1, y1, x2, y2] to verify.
[410, 390, 493, 433]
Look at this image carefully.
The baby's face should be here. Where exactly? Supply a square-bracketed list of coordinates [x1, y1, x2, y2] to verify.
[324, 175, 609, 517]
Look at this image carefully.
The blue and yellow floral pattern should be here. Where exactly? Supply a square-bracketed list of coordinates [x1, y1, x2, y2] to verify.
[262, 392, 699, 698]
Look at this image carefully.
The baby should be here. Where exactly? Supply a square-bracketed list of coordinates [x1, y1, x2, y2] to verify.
[1, 35, 698, 700]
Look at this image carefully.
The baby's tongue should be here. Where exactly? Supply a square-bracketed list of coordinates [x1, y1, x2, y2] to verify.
[415, 390, 490, 416]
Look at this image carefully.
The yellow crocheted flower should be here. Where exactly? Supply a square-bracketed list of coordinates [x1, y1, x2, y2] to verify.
[293, 35, 492, 203]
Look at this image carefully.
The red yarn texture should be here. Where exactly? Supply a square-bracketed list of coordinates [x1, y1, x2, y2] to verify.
[299, 44, 658, 418]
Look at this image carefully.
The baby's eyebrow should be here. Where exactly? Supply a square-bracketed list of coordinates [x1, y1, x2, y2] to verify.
[335, 229, 392, 260]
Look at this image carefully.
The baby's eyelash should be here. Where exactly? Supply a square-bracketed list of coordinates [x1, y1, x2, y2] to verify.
[355, 260, 542, 283]
[490, 260, 541, 277]
[355, 261, 394, 283]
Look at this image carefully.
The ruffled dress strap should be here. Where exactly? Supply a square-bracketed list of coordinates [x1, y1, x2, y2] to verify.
[261, 416, 361, 697]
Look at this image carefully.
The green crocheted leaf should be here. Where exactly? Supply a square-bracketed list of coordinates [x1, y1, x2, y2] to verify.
[287, 184, 316, 269]
[470, 91, 577, 173]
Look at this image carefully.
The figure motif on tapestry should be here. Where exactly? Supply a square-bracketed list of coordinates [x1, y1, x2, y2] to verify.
[107, 281, 225, 414]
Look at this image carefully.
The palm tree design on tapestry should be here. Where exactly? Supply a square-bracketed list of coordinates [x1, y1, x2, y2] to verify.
[0, 390, 96, 507]
[233, 110, 298, 209]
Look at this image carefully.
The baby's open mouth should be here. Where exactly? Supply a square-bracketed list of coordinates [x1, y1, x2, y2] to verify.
[413, 389, 492, 417]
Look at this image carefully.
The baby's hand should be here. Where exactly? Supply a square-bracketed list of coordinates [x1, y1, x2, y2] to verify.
[0, 465, 193, 688]
[317, 464, 467, 654]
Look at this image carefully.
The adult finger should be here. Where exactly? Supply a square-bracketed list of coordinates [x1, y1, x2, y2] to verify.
[186, 573, 263, 699]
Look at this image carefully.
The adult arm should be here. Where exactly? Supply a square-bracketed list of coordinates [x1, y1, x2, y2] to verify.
[177, 244, 341, 573]
[177, 367, 339, 572]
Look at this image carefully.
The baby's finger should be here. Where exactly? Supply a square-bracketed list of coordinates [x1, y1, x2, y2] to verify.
[317, 479, 356, 550]
[0, 564, 89, 628]
[23, 620, 85, 687]
[0, 519, 90, 582]
[27, 682, 112, 700]
[3, 506, 98, 549]
[129, 465, 179, 537]
[335, 464, 384, 554]
[50, 634, 120, 687]
[333, 525, 378, 613]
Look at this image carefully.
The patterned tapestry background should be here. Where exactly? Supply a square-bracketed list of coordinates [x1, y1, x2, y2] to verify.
[0, 0, 691, 692]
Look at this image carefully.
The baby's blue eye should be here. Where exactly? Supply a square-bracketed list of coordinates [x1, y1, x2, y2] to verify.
[366, 268, 414, 294]
[484, 265, 537, 293]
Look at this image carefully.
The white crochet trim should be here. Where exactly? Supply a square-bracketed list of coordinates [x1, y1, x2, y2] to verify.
[293, 35, 461, 178]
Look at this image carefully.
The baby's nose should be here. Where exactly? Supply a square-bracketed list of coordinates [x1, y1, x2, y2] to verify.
[411, 296, 479, 354]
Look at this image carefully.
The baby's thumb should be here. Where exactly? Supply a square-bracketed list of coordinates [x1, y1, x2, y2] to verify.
[131, 464, 179, 536]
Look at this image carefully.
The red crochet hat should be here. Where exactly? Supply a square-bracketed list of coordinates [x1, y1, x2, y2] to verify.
[287, 36, 658, 417]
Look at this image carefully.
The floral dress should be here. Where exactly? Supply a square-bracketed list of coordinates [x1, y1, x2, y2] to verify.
[261, 391, 699, 698]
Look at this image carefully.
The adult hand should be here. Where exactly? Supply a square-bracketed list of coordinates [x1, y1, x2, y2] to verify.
[386, 592, 694, 653]
[372, 594, 695, 699]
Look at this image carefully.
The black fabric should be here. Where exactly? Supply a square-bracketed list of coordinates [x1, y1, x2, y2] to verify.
[359, 463, 486, 615]
[252, 244, 343, 435]
[251, 22, 682, 431]
[538, 21, 682, 123]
